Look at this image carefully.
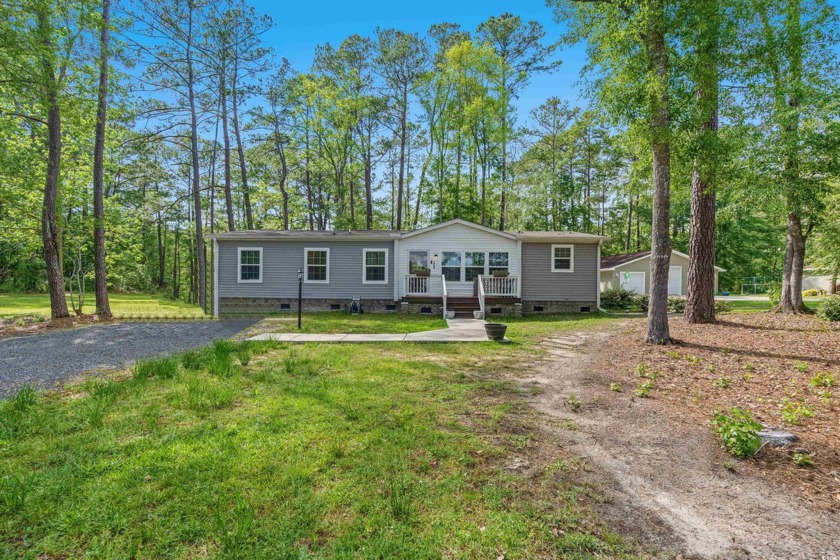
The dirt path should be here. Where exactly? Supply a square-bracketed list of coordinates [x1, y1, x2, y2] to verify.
[513, 323, 840, 559]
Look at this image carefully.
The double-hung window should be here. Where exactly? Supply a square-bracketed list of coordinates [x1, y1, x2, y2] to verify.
[488, 252, 509, 274]
[551, 244, 574, 272]
[305, 248, 329, 283]
[441, 251, 462, 282]
[465, 252, 485, 282]
[238, 248, 262, 283]
[363, 249, 388, 284]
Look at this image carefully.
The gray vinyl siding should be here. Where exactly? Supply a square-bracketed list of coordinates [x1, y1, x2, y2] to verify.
[520, 242, 598, 301]
[217, 240, 395, 300]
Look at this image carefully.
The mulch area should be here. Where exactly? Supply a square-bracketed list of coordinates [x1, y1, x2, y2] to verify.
[595, 312, 840, 511]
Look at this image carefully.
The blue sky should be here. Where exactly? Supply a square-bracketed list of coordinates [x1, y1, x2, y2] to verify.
[250, 0, 586, 119]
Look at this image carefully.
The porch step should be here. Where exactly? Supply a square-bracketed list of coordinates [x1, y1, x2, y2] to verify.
[447, 297, 480, 318]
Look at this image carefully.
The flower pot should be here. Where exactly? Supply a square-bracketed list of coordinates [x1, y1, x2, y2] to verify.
[414, 269, 431, 278]
[445, 310, 455, 319]
[492, 270, 510, 278]
[484, 323, 507, 341]
[473, 310, 484, 320]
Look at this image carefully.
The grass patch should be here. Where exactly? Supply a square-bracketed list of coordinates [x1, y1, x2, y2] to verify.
[247, 311, 447, 334]
[0, 292, 204, 319]
[727, 299, 823, 313]
[0, 313, 636, 558]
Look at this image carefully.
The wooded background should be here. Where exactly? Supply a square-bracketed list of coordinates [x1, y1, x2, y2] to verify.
[0, 0, 837, 320]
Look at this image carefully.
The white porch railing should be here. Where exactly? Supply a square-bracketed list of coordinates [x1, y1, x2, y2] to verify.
[405, 274, 430, 295]
[480, 275, 519, 297]
[441, 276, 448, 319]
[477, 276, 486, 315]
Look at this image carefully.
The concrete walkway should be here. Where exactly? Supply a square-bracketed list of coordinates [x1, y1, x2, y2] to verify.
[249, 318, 498, 343]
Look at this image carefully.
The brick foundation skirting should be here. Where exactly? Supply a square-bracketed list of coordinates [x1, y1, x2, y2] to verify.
[219, 297, 398, 315]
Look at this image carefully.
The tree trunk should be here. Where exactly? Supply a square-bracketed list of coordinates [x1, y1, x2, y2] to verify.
[231, 63, 253, 229]
[780, 214, 807, 312]
[778, 0, 808, 314]
[38, 8, 69, 320]
[93, 0, 112, 318]
[220, 56, 235, 231]
[186, 7, 206, 311]
[685, 0, 719, 324]
[645, 2, 672, 345]
[396, 85, 407, 230]
[273, 124, 289, 230]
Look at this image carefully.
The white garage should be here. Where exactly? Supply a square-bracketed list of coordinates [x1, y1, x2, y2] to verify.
[600, 250, 724, 297]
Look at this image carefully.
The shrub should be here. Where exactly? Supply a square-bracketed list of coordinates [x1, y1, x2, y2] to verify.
[802, 288, 822, 297]
[817, 295, 840, 322]
[134, 356, 179, 380]
[600, 288, 638, 311]
[767, 282, 781, 306]
[712, 408, 762, 458]
[667, 297, 685, 314]
[634, 293, 649, 312]
[714, 300, 733, 314]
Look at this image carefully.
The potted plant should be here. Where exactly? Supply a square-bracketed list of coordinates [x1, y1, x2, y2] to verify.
[414, 268, 431, 278]
[484, 321, 507, 341]
[492, 269, 510, 278]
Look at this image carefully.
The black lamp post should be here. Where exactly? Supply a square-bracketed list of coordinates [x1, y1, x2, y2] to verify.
[297, 268, 303, 330]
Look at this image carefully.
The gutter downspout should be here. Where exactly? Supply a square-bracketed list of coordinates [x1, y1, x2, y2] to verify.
[393, 238, 400, 302]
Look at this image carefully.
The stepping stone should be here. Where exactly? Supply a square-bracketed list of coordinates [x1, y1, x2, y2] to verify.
[759, 427, 798, 447]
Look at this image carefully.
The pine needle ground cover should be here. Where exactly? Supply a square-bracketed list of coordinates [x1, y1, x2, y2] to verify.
[0, 314, 640, 559]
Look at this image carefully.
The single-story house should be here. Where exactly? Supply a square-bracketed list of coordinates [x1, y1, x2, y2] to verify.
[600, 250, 725, 296]
[209, 219, 608, 317]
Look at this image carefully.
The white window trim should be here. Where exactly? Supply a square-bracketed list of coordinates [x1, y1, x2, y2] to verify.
[464, 251, 486, 281]
[362, 248, 389, 285]
[488, 251, 510, 273]
[304, 247, 330, 284]
[237, 247, 263, 284]
[441, 250, 463, 283]
[551, 244, 575, 273]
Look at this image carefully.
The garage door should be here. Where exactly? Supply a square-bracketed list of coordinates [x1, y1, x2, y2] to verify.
[668, 266, 682, 296]
[620, 271, 645, 294]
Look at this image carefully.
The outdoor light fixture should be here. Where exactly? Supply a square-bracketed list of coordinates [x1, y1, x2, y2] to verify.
[297, 268, 303, 330]
[432, 253, 439, 269]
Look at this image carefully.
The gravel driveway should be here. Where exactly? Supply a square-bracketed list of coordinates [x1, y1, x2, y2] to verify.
[0, 319, 257, 398]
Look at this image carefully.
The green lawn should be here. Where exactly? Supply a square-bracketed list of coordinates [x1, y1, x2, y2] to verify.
[0, 293, 205, 319]
[727, 298, 823, 313]
[0, 313, 639, 559]
[249, 312, 447, 334]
